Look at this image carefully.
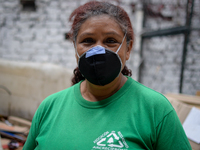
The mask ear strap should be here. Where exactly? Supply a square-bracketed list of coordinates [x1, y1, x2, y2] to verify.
[74, 42, 80, 58]
[116, 32, 127, 54]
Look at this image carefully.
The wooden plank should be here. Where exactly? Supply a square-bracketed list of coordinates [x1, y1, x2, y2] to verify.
[0, 131, 26, 142]
[0, 122, 29, 134]
[8, 116, 31, 128]
[196, 91, 200, 96]
[165, 93, 200, 105]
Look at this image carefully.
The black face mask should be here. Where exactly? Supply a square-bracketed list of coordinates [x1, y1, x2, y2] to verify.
[76, 34, 126, 86]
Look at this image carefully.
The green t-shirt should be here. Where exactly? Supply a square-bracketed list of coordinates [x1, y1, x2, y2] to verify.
[23, 77, 191, 150]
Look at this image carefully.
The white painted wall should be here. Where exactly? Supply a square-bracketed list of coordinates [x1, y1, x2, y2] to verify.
[0, 59, 72, 120]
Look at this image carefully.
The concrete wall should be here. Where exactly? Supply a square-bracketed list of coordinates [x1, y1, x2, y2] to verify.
[0, 59, 72, 120]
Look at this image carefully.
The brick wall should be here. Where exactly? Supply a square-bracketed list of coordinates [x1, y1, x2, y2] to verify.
[141, 35, 184, 94]
[182, 0, 200, 95]
[0, 0, 79, 69]
[140, 0, 200, 95]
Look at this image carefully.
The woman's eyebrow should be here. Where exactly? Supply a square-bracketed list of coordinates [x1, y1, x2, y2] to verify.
[78, 32, 122, 39]
[78, 32, 95, 40]
[103, 32, 122, 38]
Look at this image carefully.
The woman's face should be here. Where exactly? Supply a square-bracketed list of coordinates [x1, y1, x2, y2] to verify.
[75, 15, 132, 70]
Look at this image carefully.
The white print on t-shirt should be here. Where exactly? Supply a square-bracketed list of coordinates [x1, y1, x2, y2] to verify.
[92, 131, 129, 150]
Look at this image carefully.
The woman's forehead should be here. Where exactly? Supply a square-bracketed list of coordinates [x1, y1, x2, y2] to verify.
[77, 15, 124, 37]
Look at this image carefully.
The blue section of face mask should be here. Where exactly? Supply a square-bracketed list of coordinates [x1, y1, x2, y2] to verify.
[85, 46, 106, 58]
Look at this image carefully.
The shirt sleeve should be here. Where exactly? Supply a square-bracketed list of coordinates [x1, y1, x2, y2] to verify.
[22, 116, 37, 149]
[154, 109, 192, 150]
[22, 93, 58, 150]
[22, 105, 42, 150]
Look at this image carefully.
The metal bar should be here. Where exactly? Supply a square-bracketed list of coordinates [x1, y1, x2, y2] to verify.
[141, 26, 199, 39]
[141, 26, 189, 38]
[191, 27, 200, 30]
[138, 0, 148, 82]
[179, 0, 194, 93]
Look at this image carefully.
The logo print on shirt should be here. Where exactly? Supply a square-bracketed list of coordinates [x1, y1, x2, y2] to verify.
[93, 131, 129, 150]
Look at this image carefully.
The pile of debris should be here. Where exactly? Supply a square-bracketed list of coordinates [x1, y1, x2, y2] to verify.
[0, 116, 31, 150]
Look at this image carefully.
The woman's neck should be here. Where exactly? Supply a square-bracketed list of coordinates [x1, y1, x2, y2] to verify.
[80, 74, 127, 102]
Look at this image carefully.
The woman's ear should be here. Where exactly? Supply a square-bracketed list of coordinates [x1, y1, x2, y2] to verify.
[126, 40, 133, 60]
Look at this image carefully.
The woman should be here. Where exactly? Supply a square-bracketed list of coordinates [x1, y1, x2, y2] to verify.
[23, 1, 191, 150]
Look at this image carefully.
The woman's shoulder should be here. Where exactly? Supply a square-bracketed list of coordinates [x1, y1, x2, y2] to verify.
[127, 78, 176, 126]
[129, 78, 171, 103]
[32, 83, 80, 121]
[38, 83, 79, 111]
[127, 77, 174, 113]
[45, 85, 73, 101]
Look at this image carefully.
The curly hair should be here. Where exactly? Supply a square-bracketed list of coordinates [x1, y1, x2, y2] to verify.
[69, 1, 134, 85]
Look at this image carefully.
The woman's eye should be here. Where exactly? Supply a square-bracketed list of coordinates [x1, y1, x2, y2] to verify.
[106, 38, 117, 44]
[82, 38, 94, 43]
